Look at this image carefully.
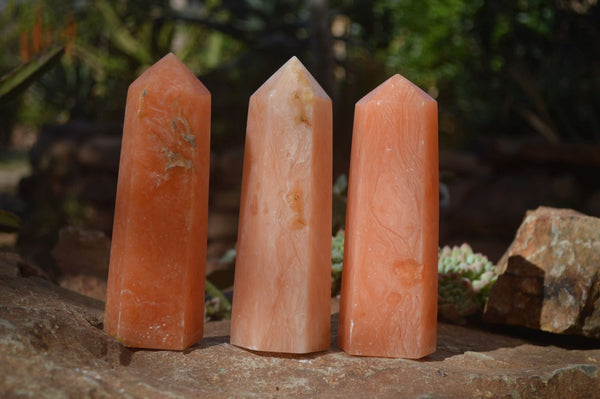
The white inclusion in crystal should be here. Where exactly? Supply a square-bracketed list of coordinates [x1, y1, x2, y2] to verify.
[385, 147, 392, 152]
[349, 320, 354, 341]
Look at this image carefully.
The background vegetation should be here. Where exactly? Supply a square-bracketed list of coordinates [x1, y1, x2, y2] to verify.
[1, 0, 599, 162]
[1, 0, 598, 316]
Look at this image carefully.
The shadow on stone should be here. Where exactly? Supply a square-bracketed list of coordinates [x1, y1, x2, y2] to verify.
[481, 323, 600, 350]
[192, 335, 230, 351]
[231, 345, 330, 360]
[426, 322, 531, 361]
[119, 348, 135, 366]
[484, 255, 545, 330]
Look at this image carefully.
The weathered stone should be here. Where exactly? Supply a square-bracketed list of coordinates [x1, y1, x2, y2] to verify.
[66, 173, 118, 205]
[52, 226, 111, 277]
[210, 188, 241, 212]
[1, 252, 599, 397]
[76, 135, 121, 172]
[35, 139, 78, 176]
[0, 252, 21, 277]
[213, 147, 244, 189]
[485, 206, 600, 338]
[1, 251, 54, 281]
[80, 205, 115, 235]
[207, 211, 239, 240]
[58, 274, 107, 302]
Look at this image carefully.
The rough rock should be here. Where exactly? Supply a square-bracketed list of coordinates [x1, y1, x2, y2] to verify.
[0, 252, 21, 277]
[212, 147, 244, 189]
[210, 188, 242, 212]
[76, 135, 121, 172]
[484, 206, 600, 338]
[585, 189, 600, 217]
[1, 253, 600, 398]
[207, 212, 239, 241]
[58, 274, 108, 302]
[52, 226, 111, 277]
[67, 173, 118, 205]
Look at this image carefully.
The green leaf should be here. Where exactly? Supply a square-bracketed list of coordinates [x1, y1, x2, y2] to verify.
[220, 247, 237, 263]
[0, 210, 21, 231]
[205, 278, 232, 319]
[0, 45, 64, 103]
[332, 174, 348, 196]
[96, 0, 152, 65]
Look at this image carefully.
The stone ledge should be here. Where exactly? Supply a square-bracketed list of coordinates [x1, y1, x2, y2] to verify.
[1, 261, 599, 398]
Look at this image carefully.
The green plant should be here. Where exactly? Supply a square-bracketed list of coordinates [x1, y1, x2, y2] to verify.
[331, 230, 344, 295]
[0, 45, 64, 102]
[0, 43, 64, 231]
[438, 243, 498, 324]
[328, 237, 497, 324]
[0, 210, 21, 233]
[205, 279, 232, 321]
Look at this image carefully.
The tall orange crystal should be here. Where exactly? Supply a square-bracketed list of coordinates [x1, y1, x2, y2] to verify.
[338, 74, 438, 359]
[104, 53, 210, 350]
[230, 57, 332, 354]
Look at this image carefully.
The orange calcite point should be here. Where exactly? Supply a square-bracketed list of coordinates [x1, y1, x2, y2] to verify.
[338, 74, 438, 359]
[230, 57, 332, 353]
[104, 53, 210, 350]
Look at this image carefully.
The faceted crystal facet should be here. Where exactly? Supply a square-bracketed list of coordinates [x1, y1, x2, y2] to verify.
[338, 74, 438, 359]
[230, 57, 332, 354]
[104, 53, 210, 350]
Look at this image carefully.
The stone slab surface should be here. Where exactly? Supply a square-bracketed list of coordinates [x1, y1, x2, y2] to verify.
[1, 254, 600, 398]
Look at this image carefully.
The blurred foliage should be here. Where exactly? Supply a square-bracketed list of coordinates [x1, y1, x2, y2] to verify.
[0, 0, 598, 149]
[0, 210, 21, 232]
[332, 173, 347, 233]
[335, 0, 600, 144]
[0, 45, 64, 102]
[205, 278, 232, 320]
[331, 229, 344, 295]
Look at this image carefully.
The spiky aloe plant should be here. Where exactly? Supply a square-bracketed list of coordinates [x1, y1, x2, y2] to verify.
[438, 243, 498, 323]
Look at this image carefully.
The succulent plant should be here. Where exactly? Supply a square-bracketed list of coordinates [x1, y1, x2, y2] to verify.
[438, 243, 498, 323]
[331, 230, 345, 294]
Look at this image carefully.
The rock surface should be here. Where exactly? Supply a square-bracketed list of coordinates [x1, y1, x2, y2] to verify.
[484, 207, 600, 339]
[52, 226, 111, 278]
[1, 253, 600, 398]
[17, 123, 242, 275]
